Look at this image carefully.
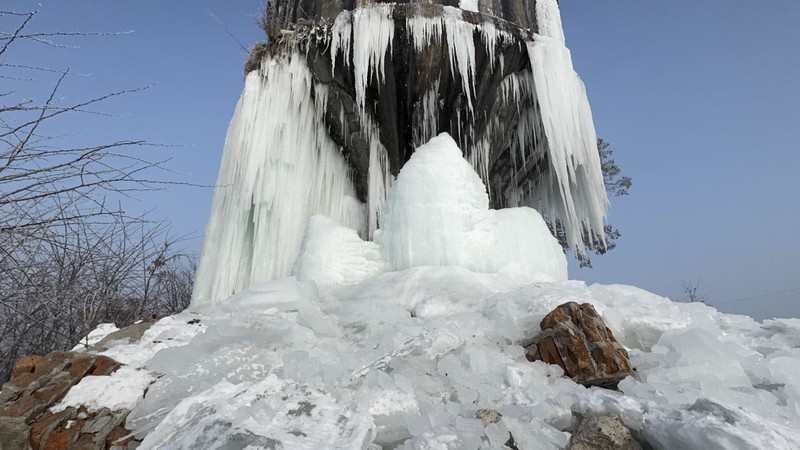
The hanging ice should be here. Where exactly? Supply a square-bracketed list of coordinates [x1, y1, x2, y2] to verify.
[192, 54, 365, 306]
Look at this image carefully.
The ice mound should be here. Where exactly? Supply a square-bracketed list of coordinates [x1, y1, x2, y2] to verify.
[375, 133, 567, 282]
[294, 215, 385, 289]
[61, 269, 800, 449]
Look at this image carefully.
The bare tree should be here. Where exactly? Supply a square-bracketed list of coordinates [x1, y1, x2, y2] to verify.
[681, 280, 710, 305]
[0, 10, 195, 381]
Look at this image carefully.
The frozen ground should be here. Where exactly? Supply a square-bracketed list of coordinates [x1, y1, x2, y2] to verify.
[59, 273, 800, 449]
[57, 133, 800, 449]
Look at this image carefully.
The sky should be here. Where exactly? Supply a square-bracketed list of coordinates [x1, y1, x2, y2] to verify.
[4, 1, 799, 320]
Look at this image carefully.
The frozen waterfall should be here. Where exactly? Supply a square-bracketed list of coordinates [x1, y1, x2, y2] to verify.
[192, 0, 606, 306]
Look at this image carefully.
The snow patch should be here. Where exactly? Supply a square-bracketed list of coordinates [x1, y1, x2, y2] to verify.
[52, 366, 155, 413]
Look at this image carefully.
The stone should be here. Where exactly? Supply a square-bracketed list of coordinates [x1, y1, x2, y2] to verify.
[91, 319, 158, 353]
[525, 302, 633, 389]
[476, 409, 502, 427]
[29, 409, 75, 450]
[42, 417, 86, 450]
[105, 424, 135, 449]
[9, 353, 71, 390]
[89, 356, 122, 376]
[66, 356, 97, 379]
[567, 415, 642, 450]
[0, 416, 31, 450]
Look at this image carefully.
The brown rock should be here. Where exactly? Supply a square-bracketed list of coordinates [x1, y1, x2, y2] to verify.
[525, 302, 633, 389]
[1, 392, 45, 420]
[89, 356, 121, 376]
[66, 356, 97, 380]
[11, 356, 41, 381]
[10, 353, 71, 390]
[42, 416, 86, 450]
[29, 409, 75, 450]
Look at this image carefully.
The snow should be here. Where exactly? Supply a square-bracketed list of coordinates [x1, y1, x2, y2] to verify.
[70, 322, 118, 351]
[459, 0, 479, 13]
[51, 366, 155, 413]
[138, 376, 374, 449]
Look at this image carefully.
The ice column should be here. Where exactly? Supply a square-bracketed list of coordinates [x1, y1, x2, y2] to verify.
[191, 54, 364, 306]
[525, 0, 608, 254]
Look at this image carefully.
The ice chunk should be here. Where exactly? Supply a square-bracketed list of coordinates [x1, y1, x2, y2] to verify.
[294, 215, 385, 290]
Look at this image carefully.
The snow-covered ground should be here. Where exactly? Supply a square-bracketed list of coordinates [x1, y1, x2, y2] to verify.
[57, 134, 800, 449]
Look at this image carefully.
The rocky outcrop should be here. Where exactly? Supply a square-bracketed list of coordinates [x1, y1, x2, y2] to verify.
[567, 415, 642, 450]
[525, 302, 633, 389]
[0, 352, 135, 449]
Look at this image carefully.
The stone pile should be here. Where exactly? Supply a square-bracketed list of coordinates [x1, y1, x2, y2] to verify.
[0, 352, 133, 450]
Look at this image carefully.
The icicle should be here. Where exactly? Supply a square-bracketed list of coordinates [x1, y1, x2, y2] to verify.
[352, 4, 395, 115]
[192, 54, 365, 306]
[413, 81, 440, 148]
[351, 116, 392, 239]
[524, 0, 608, 255]
[406, 15, 443, 52]
[442, 8, 477, 116]
[330, 11, 353, 75]
[478, 21, 512, 72]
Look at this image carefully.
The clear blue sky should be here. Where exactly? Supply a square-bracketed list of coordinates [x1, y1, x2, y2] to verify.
[5, 1, 799, 320]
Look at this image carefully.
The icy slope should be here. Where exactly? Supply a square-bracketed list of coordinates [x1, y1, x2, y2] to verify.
[60, 134, 800, 449]
[67, 276, 800, 449]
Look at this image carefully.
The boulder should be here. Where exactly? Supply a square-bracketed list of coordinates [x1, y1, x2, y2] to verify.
[525, 302, 633, 388]
[567, 415, 642, 450]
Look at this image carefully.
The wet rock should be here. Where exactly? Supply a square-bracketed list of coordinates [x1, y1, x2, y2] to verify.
[525, 302, 633, 389]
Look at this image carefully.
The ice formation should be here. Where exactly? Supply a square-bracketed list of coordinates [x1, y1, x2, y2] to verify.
[374, 133, 567, 282]
[192, 0, 607, 305]
[70, 273, 800, 449]
[192, 55, 365, 305]
[62, 124, 800, 448]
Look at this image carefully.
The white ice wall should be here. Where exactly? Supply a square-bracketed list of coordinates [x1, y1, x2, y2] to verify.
[191, 54, 365, 306]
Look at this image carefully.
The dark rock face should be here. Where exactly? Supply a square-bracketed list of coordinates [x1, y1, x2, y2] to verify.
[524, 302, 633, 389]
[254, 0, 549, 208]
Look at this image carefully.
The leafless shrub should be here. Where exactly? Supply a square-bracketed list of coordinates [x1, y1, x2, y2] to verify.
[0, 10, 195, 381]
